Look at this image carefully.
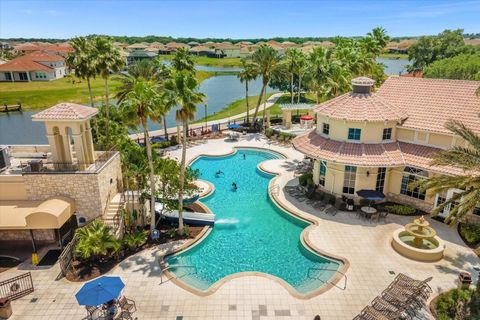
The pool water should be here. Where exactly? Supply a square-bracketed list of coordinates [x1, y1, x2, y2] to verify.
[166, 148, 342, 295]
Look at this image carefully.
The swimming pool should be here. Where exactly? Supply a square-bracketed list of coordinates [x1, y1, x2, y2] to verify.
[165, 148, 343, 296]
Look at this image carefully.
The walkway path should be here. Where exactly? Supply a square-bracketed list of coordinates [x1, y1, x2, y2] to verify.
[129, 92, 284, 140]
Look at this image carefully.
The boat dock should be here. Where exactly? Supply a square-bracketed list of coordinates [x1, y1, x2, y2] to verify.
[0, 103, 22, 113]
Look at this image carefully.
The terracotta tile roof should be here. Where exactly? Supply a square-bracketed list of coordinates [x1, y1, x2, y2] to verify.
[292, 130, 465, 175]
[314, 91, 408, 122]
[377, 77, 480, 134]
[0, 53, 63, 72]
[32, 103, 98, 121]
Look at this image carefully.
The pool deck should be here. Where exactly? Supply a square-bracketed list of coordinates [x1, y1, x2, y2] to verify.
[1, 133, 479, 320]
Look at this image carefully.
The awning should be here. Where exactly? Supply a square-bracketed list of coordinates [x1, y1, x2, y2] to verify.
[0, 196, 75, 230]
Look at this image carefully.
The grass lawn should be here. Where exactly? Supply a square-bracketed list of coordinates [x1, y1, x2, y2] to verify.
[162, 54, 243, 67]
[0, 70, 215, 110]
[379, 52, 409, 60]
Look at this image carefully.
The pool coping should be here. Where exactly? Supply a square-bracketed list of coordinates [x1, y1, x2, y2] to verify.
[162, 146, 350, 300]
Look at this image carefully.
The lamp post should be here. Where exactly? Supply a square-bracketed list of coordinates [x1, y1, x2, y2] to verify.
[204, 104, 208, 132]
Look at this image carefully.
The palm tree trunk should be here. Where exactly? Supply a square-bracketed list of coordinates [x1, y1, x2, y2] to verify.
[163, 117, 169, 140]
[143, 120, 156, 232]
[261, 89, 268, 128]
[105, 77, 110, 143]
[245, 80, 249, 124]
[87, 77, 94, 107]
[177, 121, 187, 236]
[297, 74, 302, 103]
[252, 84, 266, 124]
[290, 73, 294, 103]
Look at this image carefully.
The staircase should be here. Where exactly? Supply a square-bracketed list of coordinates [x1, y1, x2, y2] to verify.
[102, 193, 125, 238]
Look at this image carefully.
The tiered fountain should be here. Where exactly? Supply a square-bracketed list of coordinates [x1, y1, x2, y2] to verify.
[392, 216, 445, 262]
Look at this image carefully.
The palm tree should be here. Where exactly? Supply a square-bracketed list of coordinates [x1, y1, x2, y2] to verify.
[414, 120, 480, 225]
[295, 52, 307, 103]
[66, 37, 98, 107]
[366, 27, 390, 57]
[94, 36, 124, 141]
[324, 62, 351, 98]
[305, 47, 330, 103]
[164, 71, 205, 235]
[251, 45, 282, 125]
[171, 47, 195, 73]
[116, 72, 163, 231]
[284, 48, 301, 103]
[237, 58, 257, 124]
[75, 220, 120, 261]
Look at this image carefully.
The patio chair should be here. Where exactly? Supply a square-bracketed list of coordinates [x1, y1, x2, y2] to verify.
[378, 211, 389, 222]
[115, 310, 134, 320]
[325, 205, 338, 216]
[86, 306, 99, 319]
[354, 306, 394, 320]
[118, 296, 137, 313]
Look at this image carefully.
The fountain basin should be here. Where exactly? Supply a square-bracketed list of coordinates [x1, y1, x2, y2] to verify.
[391, 228, 445, 262]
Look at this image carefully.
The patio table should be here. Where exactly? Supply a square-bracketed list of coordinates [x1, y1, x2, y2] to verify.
[361, 206, 377, 220]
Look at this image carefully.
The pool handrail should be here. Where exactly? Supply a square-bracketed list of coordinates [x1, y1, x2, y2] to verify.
[307, 267, 348, 291]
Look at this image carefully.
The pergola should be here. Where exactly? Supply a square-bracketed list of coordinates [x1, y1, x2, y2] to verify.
[279, 103, 316, 129]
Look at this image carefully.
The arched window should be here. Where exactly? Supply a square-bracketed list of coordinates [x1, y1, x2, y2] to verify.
[400, 167, 428, 200]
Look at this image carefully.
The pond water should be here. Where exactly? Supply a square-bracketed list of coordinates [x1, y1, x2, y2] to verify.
[0, 59, 408, 145]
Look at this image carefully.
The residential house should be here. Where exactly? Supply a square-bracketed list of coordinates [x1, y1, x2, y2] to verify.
[0, 53, 67, 82]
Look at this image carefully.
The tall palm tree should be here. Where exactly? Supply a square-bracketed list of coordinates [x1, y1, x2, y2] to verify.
[295, 52, 307, 103]
[284, 48, 301, 103]
[324, 62, 351, 98]
[305, 47, 330, 103]
[94, 36, 125, 142]
[415, 120, 480, 225]
[237, 58, 257, 124]
[171, 47, 195, 73]
[251, 45, 282, 125]
[116, 73, 163, 231]
[66, 37, 98, 107]
[164, 71, 205, 235]
[366, 27, 390, 57]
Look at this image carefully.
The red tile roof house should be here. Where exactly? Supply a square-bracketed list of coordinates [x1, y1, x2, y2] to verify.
[0, 53, 67, 82]
[292, 76, 480, 223]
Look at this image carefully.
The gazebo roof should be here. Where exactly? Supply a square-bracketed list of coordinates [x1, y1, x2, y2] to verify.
[280, 103, 316, 110]
[32, 103, 98, 121]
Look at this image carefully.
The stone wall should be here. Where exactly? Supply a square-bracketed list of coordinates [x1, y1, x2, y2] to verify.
[23, 152, 122, 223]
[386, 192, 434, 213]
[0, 229, 55, 241]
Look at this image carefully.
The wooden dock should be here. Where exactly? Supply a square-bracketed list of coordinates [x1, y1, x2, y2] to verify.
[0, 103, 22, 113]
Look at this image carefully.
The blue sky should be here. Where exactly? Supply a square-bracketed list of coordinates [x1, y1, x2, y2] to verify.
[1, 0, 479, 39]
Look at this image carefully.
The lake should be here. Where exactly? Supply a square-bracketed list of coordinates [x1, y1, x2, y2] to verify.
[0, 59, 407, 145]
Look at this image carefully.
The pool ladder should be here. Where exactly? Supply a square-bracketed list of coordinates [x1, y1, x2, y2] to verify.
[307, 267, 348, 290]
[159, 262, 197, 284]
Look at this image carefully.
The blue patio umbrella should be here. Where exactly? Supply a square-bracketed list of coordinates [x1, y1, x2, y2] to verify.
[356, 189, 386, 201]
[75, 276, 125, 306]
[227, 123, 241, 129]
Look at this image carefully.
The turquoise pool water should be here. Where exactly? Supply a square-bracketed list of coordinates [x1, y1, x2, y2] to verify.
[166, 148, 342, 295]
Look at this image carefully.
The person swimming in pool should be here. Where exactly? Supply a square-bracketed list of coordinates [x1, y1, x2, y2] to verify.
[243, 154, 246, 160]
[232, 182, 237, 191]
[215, 170, 223, 177]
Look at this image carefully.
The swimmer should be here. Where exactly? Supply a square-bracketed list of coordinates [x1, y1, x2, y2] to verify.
[243, 154, 246, 160]
[232, 182, 237, 191]
[215, 170, 223, 177]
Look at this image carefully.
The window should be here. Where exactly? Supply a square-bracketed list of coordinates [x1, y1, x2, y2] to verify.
[18, 72, 28, 81]
[473, 207, 480, 216]
[319, 161, 327, 186]
[436, 195, 446, 207]
[382, 128, 392, 140]
[348, 128, 361, 141]
[375, 167, 386, 193]
[322, 123, 330, 135]
[35, 72, 46, 79]
[5, 72, 12, 81]
[343, 165, 357, 194]
[400, 167, 428, 200]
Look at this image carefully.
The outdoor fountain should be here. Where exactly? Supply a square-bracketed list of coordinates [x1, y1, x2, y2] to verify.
[392, 216, 445, 262]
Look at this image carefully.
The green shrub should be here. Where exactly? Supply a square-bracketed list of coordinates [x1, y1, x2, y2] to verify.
[459, 223, 480, 246]
[384, 204, 417, 215]
[183, 225, 191, 237]
[123, 230, 148, 249]
[265, 128, 274, 138]
[170, 135, 178, 144]
[434, 288, 474, 320]
[299, 173, 313, 187]
[167, 227, 177, 238]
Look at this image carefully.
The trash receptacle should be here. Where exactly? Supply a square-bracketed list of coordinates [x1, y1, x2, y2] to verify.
[0, 297, 12, 319]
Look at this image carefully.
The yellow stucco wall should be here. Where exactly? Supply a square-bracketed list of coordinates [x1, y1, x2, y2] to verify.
[396, 128, 415, 141]
[429, 133, 452, 149]
[0, 175, 28, 200]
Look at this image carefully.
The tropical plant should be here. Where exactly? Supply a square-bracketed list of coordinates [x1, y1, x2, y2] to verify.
[66, 36, 98, 107]
[115, 64, 164, 231]
[171, 47, 195, 73]
[251, 44, 282, 124]
[93, 36, 125, 141]
[75, 220, 120, 261]
[424, 54, 480, 80]
[414, 120, 480, 225]
[123, 230, 148, 250]
[237, 58, 257, 124]
[164, 71, 205, 235]
[384, 204, 417, 216]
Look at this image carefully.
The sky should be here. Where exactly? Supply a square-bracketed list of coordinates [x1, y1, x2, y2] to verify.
[0, 0, 479, 39]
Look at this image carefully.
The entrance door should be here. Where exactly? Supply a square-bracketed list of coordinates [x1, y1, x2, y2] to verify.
[435, 188, 463, 218]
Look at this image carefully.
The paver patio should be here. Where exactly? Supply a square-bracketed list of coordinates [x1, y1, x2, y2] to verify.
[1, 133, 478, 320]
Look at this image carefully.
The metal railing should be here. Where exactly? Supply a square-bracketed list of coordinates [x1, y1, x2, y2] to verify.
[21, 151, 117, 174]
[0, 272, 34, 300]
[307, 267, 348, 290]
[159, 263, 197, 284]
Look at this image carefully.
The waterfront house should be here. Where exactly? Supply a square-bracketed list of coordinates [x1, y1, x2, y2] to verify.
[0, 53, 67, 82]
[292, 76, 480, 223]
